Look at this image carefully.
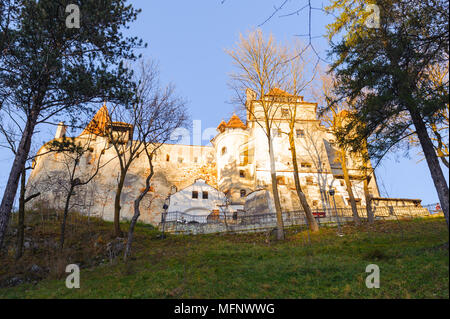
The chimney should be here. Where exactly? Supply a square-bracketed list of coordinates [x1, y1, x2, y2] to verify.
[55, 122, 67, 139]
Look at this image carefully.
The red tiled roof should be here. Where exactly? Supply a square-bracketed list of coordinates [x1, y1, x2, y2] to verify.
[266, 88, 292, 96]
[80, 104, 110, 136]
[226, 114, 246, 129]
[217, 120, 227, 131]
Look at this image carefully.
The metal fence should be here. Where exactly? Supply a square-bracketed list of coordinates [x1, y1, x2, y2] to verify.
[162, 204, 432, 234]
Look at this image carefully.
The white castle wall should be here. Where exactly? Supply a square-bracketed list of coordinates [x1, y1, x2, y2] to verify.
[26, 94, 381, 226]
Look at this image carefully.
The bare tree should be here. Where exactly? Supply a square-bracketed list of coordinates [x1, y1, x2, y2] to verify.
[105, 101, 149, 237]
[279, 47, 320, 232]
[46, 133, 110, 250]
[123, 61, 188, 261]
[315, 73, 362, 225]
[227, 30, 290, 240]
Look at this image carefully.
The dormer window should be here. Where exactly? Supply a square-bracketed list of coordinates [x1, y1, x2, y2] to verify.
[296, 129, 305, 138]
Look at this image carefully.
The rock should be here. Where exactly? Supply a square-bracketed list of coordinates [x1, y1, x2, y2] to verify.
[29, 264, 42, 273]
[8, 277, 23, 287]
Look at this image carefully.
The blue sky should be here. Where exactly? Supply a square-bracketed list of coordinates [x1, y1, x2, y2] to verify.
[0, 0, 447, 205]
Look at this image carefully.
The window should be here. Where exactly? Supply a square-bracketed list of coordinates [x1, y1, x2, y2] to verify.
[239, 149, 248, 166]
[296, 129, 305, 138]
[277, 128, 282, 137]
[240, 189, 246, 198]
[202, 191, 208, 199]
[281, 108, 289, 117]
[178, 157, 183, 164]
[272, 128, 281, 137]
[192, 191, 198, 199]
[301, 162, 312, 168]
[194, 157, 198, 163]
[312, 200, 318, 207]
[340, 180, 345, 186]
[239, 170, 245, 178]
[166, 154, 170, 162]
[221, 146, 227, 155]
[306, 177, 314, 185]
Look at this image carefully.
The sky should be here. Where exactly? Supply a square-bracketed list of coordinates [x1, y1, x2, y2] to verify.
[0, 0, 447, 206]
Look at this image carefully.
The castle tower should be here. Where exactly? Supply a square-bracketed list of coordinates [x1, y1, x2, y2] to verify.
[211, 114, 251, 205]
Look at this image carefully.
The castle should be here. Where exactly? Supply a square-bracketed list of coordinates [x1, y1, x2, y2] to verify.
[27, 88, 385, 225]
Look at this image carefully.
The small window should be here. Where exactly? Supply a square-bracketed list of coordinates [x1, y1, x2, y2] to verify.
[166, 154, 170, 162]
[301, 162, 312, 168]
[178, 157, 183, 164]
[281, 108, 289, 117]
[272, 128, 281, 137]
[239, 170, 245, 178]
[306, 177, 314, 185]
[296, 129, 305, 138]
[221, 147, 227, 155]
[202, 191, 208, 199]
[340, 180, 345, 186]
[240, 189, 246, 198]
[192, 191, 198, 199]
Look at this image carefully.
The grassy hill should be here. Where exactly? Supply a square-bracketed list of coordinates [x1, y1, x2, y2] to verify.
[0, 213, 448, 299]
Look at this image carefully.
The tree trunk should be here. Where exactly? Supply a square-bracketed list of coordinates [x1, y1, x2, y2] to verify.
[114, 174, 126, 237]
[268, 134, 285, 240]
[124, 155, 154, 261]
[59, 186, 74, 250]
[340, 149, 361, 225]
[0, 109, 39, 249]
[289, 128, 319, 232]
[124, 195, 142, 262]
[409, 108, 449, 228]
[364, 176, 374, 224]
[15, 168, 26, 260]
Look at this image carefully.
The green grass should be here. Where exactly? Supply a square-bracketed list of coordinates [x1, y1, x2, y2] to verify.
[0, 216, 448, 299]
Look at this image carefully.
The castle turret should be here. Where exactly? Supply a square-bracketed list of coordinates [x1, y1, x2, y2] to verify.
[211, 114, 251, 204]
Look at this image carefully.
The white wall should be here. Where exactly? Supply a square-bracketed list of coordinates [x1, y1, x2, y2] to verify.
[167, 179, 226, 218]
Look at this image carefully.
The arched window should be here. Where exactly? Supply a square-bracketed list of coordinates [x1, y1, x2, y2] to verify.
[240, 189, 246, 198]
[221, 146, 227, 155]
